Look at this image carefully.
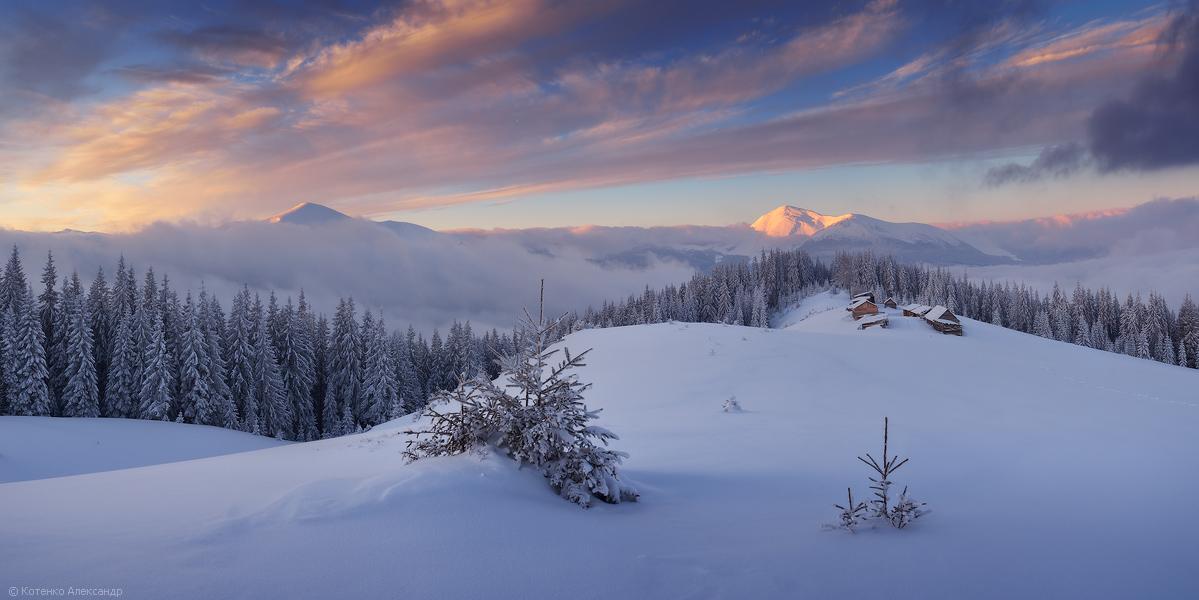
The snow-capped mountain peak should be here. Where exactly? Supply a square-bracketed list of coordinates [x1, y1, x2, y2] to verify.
[267, 202, 352, 225]
[750, 205, 853, 237]
[750, 204, 1010, 265]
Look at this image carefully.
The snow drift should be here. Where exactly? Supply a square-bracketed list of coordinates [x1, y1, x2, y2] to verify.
[1, 292, 1196, 598]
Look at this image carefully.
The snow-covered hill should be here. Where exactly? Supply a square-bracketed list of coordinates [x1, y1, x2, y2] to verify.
[752, 205, 1009, 265]
[2, 293, 1196, 598]
[0, 417, 288, 483]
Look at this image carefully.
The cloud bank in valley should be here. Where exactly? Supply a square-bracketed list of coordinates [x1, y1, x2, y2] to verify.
[0, 219, 694, 334]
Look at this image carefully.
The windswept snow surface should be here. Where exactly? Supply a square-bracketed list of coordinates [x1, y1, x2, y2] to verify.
[3, 292, 1197, 598]
[0, 417, 289, 483]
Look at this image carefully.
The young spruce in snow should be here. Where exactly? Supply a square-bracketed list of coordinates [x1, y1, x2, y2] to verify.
[834, 417, 927, 531]
[405, 281, 639, 508]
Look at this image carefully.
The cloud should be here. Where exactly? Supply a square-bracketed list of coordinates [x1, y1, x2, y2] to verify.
[1087, 2, 1199, 172]
[157, 25, 291, 68]
[946, 196, 1199, 263]
[984, 3, 1199, 185]
[0, 219, 696, 334]
[984, 143, 1088, 186]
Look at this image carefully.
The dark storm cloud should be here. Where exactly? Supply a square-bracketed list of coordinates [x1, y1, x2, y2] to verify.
[0, 5, 118, 102]
[985, 2, 1199, 185]
[984, 143, 1088, 186]
[1087, 2, 1199, 172]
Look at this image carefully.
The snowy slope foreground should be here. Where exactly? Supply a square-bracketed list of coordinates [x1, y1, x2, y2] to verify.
[2, 292, 1197, 598]
[0, 417, 289, 483]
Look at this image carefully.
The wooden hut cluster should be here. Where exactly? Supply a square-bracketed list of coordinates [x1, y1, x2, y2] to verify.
[847, 291, 887, 328]
[846, 292, 963, 335]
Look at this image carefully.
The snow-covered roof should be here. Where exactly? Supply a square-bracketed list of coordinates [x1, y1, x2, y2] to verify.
[849, 298, 875, 309]
[902, 303, 931, 313]
[924, 305, 958, 323]
[852, 291, 873, 299]
[858, 314, 888, 324]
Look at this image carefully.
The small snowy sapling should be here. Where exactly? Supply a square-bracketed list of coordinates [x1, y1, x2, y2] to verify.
[833, 487, 868, 532]
[722, 395, 741, 412]
[834, 417, 928, 530]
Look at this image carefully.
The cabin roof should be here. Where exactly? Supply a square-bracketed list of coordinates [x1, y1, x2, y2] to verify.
[902, 303, 931, 313]
[925, 305, 959, 324]
[849, 298, 876, 309]
[858, 314, 888, 324]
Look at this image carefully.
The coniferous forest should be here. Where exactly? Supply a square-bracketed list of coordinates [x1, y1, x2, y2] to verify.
[0, 246, 1194, 440]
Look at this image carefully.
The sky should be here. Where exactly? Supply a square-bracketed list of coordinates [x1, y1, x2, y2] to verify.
[1, 0, 1197, 232]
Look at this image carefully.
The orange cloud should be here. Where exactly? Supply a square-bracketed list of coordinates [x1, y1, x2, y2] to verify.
[1006, 13, 1169, 68]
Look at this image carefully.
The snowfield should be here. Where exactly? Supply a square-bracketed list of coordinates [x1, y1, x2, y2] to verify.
[2, 291, 1197, 599]
[0, 417, 288, 483]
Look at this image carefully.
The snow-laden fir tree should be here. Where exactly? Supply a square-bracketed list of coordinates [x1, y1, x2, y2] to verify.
[1033, 310, 1054, 339]
[60, 283, 99, 418]
[0, 246, 27, 314]
[202, 291, 237, 428]
[406, 281, 638, 508]
[137, 311, 173, 420]
[105, 310, 139, 418]
[3, 286, 51, 416]
[251, 294, 290, 438]
[36, 251, 58, 371]
[360, 311, 397, 428]
[225, 287, 258, 432]
[176, 294, 214, 425]
[87, 267, 112, 412]
[279, 295, 317, 441]
[323, 298, 361, 437]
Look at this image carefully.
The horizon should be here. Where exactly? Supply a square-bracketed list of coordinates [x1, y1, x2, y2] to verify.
[3, 196, 1181, 235]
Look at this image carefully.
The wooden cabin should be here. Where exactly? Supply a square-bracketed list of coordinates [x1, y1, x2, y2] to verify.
[923, 305, 963, 335]
[883, 297, 898, 309]
[857, 314, 888, 330]
[902, 303, 932, 317]
[851, 291, 875, 304]
[849, 297, 879, 320]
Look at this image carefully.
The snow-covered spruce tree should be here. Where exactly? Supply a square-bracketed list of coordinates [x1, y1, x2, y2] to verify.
[360, 311, 397, 428]
[323, 298, 361, 437]
[203, 292, 238, 429]
[137, 311, 173, 420]
[406, 281, 638, 508]
[105, 310, 139, 417]
[4, 286, 51, 416]
[60, 286, 100, 418]
[176, 295, 213, 425]
[251, 294, 290, 438]
[280, 295, 317, 441]
[226, 287, 258, 432]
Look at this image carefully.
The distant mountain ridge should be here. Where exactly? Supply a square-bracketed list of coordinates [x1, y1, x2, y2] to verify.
[264, 199, 1199, 267]
[750, 205, 1010, 265]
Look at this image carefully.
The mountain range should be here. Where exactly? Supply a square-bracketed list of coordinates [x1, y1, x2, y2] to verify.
[270, 202, 1011, 266]
[266, 197, 1199, 269]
